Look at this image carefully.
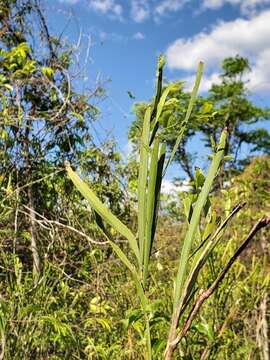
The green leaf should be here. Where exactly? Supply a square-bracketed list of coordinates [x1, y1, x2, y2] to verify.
[164, 62, 204, 175]
[122, 309, 144, 330]
[202, 210, 217, 241]
[174, 128, 227, 307]
[2, 84, 13, 91]
[41, 66, 54, 79]
[143, 136, 160, 285]
[224, 155, 233, 161]
[65, 162, 140, 264]
[71, 112, 84, 124]
[180, 201, 242, 314]
[153, 84, 175, 128]
[108, 240, 147, 308]
[194, 322, 214, 341]
[195, 167, 205, 190]
[138, 106, 151, 267]
[200, 102, 213, 114]
[182, 195, 194, 223]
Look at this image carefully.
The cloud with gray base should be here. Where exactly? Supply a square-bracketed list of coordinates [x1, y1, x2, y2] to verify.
[166, 9, 270, 93]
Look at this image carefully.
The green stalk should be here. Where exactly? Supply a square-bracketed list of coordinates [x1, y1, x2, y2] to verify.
[149, 55, 165, 145]
[146, 319, 152, 360]
[151, 142, 166, 238]
[143, 136, 160, 286]
[138, 107, 151, 270]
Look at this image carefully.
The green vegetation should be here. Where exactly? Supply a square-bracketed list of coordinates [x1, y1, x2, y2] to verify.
[129, 56, 270, 182]
[0, 1, 269, 359]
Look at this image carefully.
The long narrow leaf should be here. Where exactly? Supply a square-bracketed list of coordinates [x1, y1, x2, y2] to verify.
[138, 107, 151, 268]
[153, 84, 174, 128]
[164, 62, 204, 176]
[93, 210, 148, 308]
[151, 54, 166, 123]
[149, 55, 166, 145]
[179, 202, 245, 312]
[143, 136, 160, 285]
[108, 240, 147, 308]
[143, 142, 167, 287]
[65, 162, 140, 264]
[174, 128, 227, 307]
[151, 143, 167, 246]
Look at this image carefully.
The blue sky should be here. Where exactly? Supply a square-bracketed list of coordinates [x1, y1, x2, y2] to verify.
[45, 0, 270, 185]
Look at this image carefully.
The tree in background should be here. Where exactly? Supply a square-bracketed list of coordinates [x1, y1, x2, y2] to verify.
[129, 56, 270, 182]
[0, 0, 126, 278]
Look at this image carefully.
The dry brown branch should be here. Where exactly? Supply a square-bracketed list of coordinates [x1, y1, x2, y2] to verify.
[165, 216, 270, 360]
[165, 202, 246, 357]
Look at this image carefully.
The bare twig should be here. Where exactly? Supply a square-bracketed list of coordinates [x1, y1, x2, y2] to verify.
[22, 205, 108, 245]
[34, 0, 56, 60]
[48, 66, 71, 122]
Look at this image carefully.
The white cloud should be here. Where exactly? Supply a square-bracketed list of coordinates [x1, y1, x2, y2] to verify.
[130, 0, 150, 22]
[154, 0, 190, 17]
[124, 141, 134, 158]
[98, 30, 126, 42]
[89, 0, 123, 18]
[202, 0, 270, 15]
[161, 179, 191, 195]
[166, 10, 270, 92]
[248, 49, 270, 91]
[202, 0, 224, 9]
[59, 0, 270, 22]
[183, 72, 220, 93]
[133, 31, 145, 40]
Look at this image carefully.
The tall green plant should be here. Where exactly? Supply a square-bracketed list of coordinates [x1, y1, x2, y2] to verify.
[65, 57, 269, 359]
[129, 56, 270, 183]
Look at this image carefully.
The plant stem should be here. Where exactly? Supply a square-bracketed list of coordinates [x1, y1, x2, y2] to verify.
[165, 216, 270, 359]
[146, 318, 152, 360]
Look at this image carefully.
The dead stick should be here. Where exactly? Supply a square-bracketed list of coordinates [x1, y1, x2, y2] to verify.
[166, 216, 270, 357]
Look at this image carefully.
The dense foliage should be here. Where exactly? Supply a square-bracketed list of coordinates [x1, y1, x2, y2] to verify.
[0, 1, 269, 359]
[129, 56, 270, 182]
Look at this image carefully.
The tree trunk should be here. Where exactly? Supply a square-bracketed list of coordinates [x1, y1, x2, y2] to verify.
[256, 293, 269, 360]
[24, 123, 41, 280]
[28, 185, 40, 277]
